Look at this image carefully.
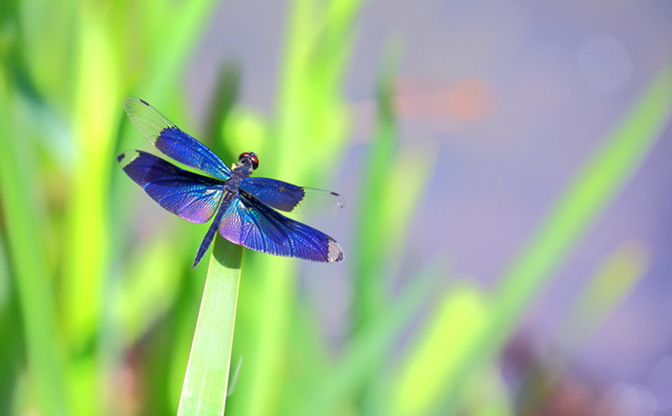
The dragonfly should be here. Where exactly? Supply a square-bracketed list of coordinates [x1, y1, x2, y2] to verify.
[118, 97, 344, 268]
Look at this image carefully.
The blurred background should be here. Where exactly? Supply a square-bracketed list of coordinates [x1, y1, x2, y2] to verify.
[1, 0, 672, 415]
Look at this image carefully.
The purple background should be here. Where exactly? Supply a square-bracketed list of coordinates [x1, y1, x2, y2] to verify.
[187, 1, 672, 413]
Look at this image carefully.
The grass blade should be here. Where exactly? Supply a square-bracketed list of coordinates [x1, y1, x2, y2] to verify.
[392, 285, 489, 416]
[351, 41, 438, 414]
[144, 0, 220, 101]
[0, 234, 21, 416]
[516, 241, 650, 412]
[293, 266, 441, 416]
[560, 240, 649, 345]
[177, 235, 243, 415]
[64, 9, 120, 351]
[228, 1, 362, 414]
[438, 65, 672, 413]
[0, 72, 69, 416]
[352, 48, 399, 330]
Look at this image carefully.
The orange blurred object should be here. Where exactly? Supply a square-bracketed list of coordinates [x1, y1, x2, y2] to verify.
[395, 77, 494, 121]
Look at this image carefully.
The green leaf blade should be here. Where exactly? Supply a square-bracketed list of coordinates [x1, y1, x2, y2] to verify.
[438, 65, 672, 414]
[177, 235, 243, 416]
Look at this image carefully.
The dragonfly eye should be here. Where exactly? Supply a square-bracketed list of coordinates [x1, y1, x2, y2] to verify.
[239, 152, 259, 170]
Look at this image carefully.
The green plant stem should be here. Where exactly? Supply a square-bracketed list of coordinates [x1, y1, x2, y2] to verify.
[438, 64, 672, 414]
[177, 235, 243, 415]
[294, 266, 440, 416]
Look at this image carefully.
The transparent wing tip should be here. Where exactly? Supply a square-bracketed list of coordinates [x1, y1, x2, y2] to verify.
[297, 189, 346, 214]
[117, 150, 140, 168]
[331, 192, 346, 210]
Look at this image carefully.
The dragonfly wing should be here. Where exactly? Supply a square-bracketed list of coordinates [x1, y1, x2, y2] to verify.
[240, 177, 345, 214]
[123, 97, 231, 180]
[118, 150, 223, 223]
[218, 191, 344, 262]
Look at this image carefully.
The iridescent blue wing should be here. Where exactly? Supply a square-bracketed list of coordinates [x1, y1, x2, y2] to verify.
[118, 150, 223, 223]
[240, 177, 345, 214]
[123, 97, 231, 180]
[218, 191, 344, 262]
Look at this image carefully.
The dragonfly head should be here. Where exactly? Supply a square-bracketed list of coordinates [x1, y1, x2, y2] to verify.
[238, 152, 259, 171]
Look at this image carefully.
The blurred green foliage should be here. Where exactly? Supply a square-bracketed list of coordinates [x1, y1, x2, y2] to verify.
[1, 0, 671, 415]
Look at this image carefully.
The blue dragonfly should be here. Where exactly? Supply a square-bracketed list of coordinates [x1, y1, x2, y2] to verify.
[118, 97, 344, 267]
